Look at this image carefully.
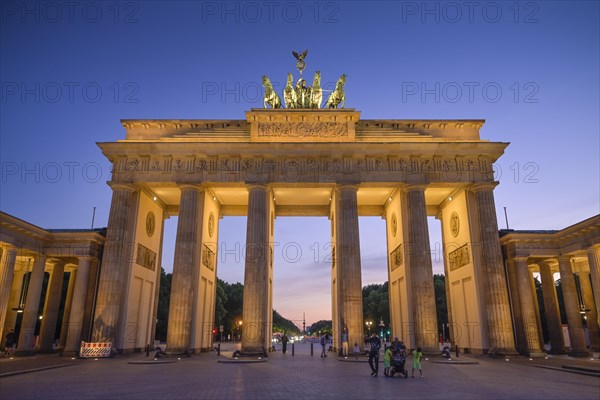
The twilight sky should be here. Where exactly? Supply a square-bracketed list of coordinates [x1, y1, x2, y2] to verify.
[1, 1, 598, 327]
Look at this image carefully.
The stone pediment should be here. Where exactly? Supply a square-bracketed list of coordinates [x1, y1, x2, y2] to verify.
[246, 108, 360, 142]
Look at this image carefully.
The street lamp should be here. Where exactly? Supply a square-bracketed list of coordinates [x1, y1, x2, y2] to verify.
[238, 320, 243, 342]
[365, 321, 372, 334]
[379, 318, 385, 341]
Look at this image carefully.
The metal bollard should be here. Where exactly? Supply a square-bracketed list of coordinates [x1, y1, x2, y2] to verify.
[217, 343, 221, 356]
[455, 344, 459, 358]
[292, 343, 295, 356]
[146, 344, 150, 357]
[311, 342, 313, 356]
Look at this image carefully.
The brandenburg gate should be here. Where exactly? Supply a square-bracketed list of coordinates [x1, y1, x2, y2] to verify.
[88, 56, 518, 355]
[93, 115, 517, 356]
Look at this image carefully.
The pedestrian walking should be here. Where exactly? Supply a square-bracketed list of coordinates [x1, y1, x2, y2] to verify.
[411, 347, 423, 378]
[320, 334, 327, 357]
[367, 333, 381, 377]
[281, 333, 289, 354]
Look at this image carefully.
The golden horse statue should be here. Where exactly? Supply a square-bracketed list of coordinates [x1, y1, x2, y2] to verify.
[283, 73, 297, 108]
[310, 71, 322, 109]
[262, 76, 282, 108]
[326, 74, 347, 109]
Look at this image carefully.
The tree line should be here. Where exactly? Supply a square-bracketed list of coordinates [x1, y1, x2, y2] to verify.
[156, 269, 568, 344]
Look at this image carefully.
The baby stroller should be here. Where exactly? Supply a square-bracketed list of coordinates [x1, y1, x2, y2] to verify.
[389, 350, 408, 378]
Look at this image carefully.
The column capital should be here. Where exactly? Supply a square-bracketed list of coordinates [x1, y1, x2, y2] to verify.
[77, 256, 96, 263]
[108, 182, 136, 192]
[49, 258, 67, 267]
[556, 255, 573, 263]
[403, 184, 427, 193]
[513, 256, 529, 264]
[1, 244, 17, 253]
[335, 183, 359, 192]
[246, 183, 270, 191]
[177, 183, 204, 191]
[470, 181, 499, 193]
[585, 245, 600, 255]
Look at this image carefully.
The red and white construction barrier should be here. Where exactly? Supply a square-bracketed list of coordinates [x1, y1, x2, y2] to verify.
[79, 342, 112, 358]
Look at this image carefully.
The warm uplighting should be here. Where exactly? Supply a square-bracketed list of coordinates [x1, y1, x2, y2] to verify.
[38, 315, 43, 320]
[153, 196, 157, 201]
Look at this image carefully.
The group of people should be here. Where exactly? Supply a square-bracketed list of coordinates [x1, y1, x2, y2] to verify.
[366, 333, 423, 378]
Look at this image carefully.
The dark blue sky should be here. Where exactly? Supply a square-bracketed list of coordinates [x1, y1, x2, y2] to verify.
[1, 0, 598, 324]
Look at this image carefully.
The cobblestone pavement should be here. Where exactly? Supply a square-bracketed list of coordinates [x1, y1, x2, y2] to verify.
[1, 343, 599, 400]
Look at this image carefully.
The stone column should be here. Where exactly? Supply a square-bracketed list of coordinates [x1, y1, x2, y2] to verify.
[528, 265, 546, 351]
[472, 183, 516, 354]
[557, 256, 589, 356]
[241, 184, 270, 354]
[64, 257, 92, 353]
[93, 184, 136, 344]
[514, 257, 544, 356]
[335, 184, 364, 351]
[404, 185, 438, 353]
[577, 271, 600, 351]
[17, 254, 47, 353]
[505, 257, 526, 352]
[538, 261, 565, 354]
[59, 268, 77, 349]
[0, 245, 17, 340]
[167, 185, 203, 353]
[38, 260, 66, 352]
[585, 246, 600, 328]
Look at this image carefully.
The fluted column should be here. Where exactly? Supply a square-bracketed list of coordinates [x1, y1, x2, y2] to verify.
[38, 260, 66, 351]
[585, 247, 600, 328]
[0, 245, 17, 340]
[538, 261, 565, 354]
[167, 185, 203, 353]
[557, 256, 589, 357]
[64, 257, 92, 353]
[472, 183, 516, 354]
[335, 184, 364, 352]
[577, 271, 600, 351]
[241, 184, 270, 354]
[405, 185, 438, 352]
[59, 268, 77, 349]
[17, 254, 47, 353]
[514, 257, 544, 356]
[92, 184, 136, 344]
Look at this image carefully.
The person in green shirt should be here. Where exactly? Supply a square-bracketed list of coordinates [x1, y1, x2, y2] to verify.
[383, 346, 393, 376]
[411, 347, 423, 378]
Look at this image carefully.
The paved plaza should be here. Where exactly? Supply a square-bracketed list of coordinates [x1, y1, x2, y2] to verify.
[0, 343, 598, 400]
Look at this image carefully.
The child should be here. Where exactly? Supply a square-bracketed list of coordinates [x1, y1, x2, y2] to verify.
[383, 346, 393, 377]
[411, 347, 423, 378]
[353, 342, 360, 360]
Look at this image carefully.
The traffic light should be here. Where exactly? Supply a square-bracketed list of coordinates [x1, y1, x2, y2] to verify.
[212, 328, 216, 335]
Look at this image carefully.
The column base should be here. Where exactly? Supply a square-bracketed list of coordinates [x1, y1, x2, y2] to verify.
[548, 348, 567, 355]
[524, 351, 547, 358]
[486, 348, 520, 357]
[13, 350, 36, 356]
[568, 350, 592, 358]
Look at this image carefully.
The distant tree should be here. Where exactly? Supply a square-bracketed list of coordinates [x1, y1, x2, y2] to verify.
[273, 309, 301, 335]
[308, 320, 332, 336]
[433, 274, 448, 335]
[155, 268, 172, 341]
[362, 282, 390, 334]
